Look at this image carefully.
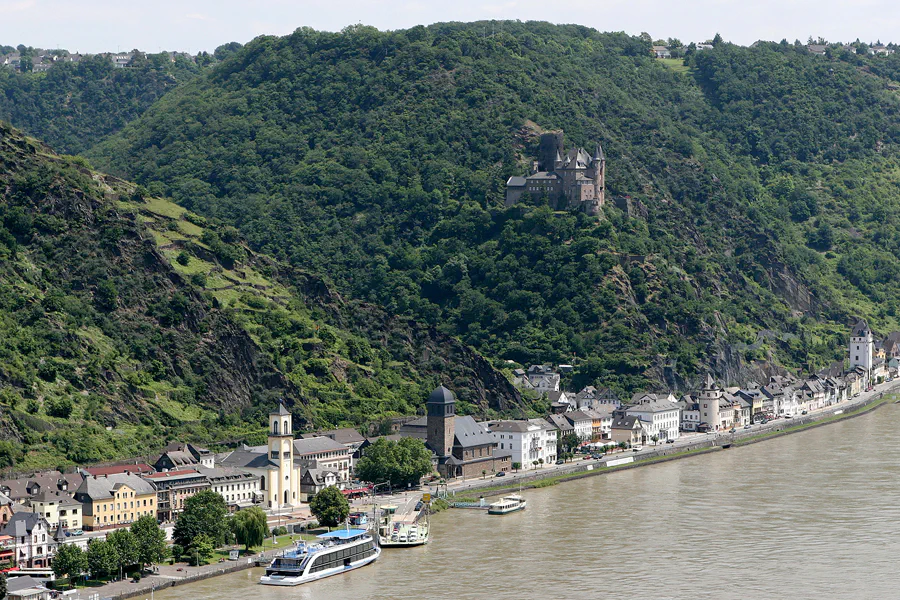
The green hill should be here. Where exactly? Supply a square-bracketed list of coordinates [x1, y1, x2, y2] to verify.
[0, 122, 523, 470]
[81, 24, 900, 394]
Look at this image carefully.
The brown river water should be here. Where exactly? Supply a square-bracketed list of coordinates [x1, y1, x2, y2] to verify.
[154, 404, 900, 599]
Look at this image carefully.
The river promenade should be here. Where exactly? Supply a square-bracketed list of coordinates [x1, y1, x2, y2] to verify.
[82, 379, 897, 600]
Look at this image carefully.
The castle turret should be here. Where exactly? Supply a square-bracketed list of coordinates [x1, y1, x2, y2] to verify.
[850, 319, 874, 375]
[592, 144, 606, 209]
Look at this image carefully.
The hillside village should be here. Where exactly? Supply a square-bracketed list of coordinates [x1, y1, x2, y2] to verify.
[0, 48, 199, 73]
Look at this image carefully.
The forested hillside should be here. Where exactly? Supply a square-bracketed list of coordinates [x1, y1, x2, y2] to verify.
[0, 123, 523, 470]
[82, 23, 900, 394]
[0, 52, 202, 155]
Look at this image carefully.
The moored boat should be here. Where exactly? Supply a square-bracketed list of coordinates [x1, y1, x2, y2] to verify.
[487, 494, 527, 515]
[378, 503, 429, 547]
[259, 528, 380, 586]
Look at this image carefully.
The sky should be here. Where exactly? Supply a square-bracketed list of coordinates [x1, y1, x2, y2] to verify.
[0, 0, 898, 54]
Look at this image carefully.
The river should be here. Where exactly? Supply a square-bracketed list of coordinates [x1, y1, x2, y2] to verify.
[154, 403, 900, 599]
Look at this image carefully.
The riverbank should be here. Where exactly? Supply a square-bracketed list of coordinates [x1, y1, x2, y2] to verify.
[89, 384, 897, 599]
[446, 386, 898, 499]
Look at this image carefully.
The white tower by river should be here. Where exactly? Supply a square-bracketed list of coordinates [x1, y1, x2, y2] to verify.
[269, 400, 296, 507]
[850, 319, 874, 375]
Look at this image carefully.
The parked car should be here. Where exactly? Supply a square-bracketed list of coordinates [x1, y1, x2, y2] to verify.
[632, 446, 643, 452]
[801, 410, 808, 415]
[665, 439, 675, 444]
[744, 424, 752, 429]
[729, 428, 737, 433]
[495, 471, 506, 477]
[555, 459, 565, 465]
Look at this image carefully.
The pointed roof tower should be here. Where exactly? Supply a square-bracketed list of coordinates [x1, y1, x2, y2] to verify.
[593, 144, 605, 162]
[705, 373, 716, 389]
[271, 399, 290, 416]
[54, 521, 66, 543]
[851, 319, 871, 337]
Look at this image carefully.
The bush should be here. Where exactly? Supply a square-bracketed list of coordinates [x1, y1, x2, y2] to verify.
[271, 526, 288, 536]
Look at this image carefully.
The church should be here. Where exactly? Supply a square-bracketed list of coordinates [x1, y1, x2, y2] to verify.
[505, 131, 606, 216]
[399, 386, 511, 479]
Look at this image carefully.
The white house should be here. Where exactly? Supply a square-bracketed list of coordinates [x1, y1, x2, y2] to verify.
[678, 395, 701, 431]
[525, 365, 561, 393]
[652, 45, 671, 58]
[0, 513, 56, 568]
[490, 420, 557, 468]
[626, 393, 681, 441]
[565, 411, 595, 441]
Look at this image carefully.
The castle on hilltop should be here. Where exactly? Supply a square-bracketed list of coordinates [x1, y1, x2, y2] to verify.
[505, 132, 606, 216]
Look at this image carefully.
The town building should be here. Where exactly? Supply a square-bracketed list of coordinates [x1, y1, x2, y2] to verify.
[417, 386, 511, 478]
[505, 132, 606, 216]
[0, 472, 82, 504]
[625, 393, 681, 440]
[142, 470, 210, 522]
[0, 492, 14, 526]
[73, 473, 157, 530]
[565, 410, 595, 441]
[678, 395, 701, 431]
[0, 533, 14, 568]
[26, 490, 82, 531]
[652, 45, 672, 58]
[216, 402, 345, 507]
[82, 464, 155, 478]
[490, 419, 557, 468]
[610, 415, 649, 447]
[5, 575, 52, 600]
[196, 467, 261, 508]
[544, 413, 575, 437]
[0, 513, 55, 568]
[154, 442, 213, 472]
[521, 365, 561, 394]
[581, 408, 613, 439]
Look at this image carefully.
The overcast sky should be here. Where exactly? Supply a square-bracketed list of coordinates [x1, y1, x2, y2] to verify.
[1, 0, 897, 54]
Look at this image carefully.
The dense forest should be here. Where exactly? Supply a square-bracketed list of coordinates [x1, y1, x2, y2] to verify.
[0, 51, 207, 155]
[79, 23, 900, 395]
[5, 22, 900, 466]
[0, 123, 523, 470]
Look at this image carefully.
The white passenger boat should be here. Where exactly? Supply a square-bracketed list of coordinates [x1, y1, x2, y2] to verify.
[259, 528, 380, 586]
[487, 494, 527, 515]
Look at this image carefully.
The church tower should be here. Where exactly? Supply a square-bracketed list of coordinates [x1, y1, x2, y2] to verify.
[268, 400, 294, 507]
[426, 386, 456, 461]
[850, 319, 874, 375]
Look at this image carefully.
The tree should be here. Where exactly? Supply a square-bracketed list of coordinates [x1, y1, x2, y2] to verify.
[231, 506, 268, 551]
[188, 533, 215, 566]
[87, 539, 119, 580]
[355, 437, 434, 488]
[107, 528, 140, 575]
[131, 514, 168, 567]
[532, 460, 539, 469]
[512, 461, 521, 472]
[560, 433, 580, 455]
[481, 469, 487, 479]
[173, 490, 229, 548]
[538, 458, 544, 468]
[309, 486, 349, 528]
[53, 543, 88, 581]
[0, 573, 5, 599]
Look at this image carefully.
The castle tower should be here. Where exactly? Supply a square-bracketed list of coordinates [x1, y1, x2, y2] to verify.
[426, 386, 456, 462]
[268, 400, 294, 507]
[700, 373, 723, 430]
[850, 319, 874, 375]
[592, 144, 606, 208]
